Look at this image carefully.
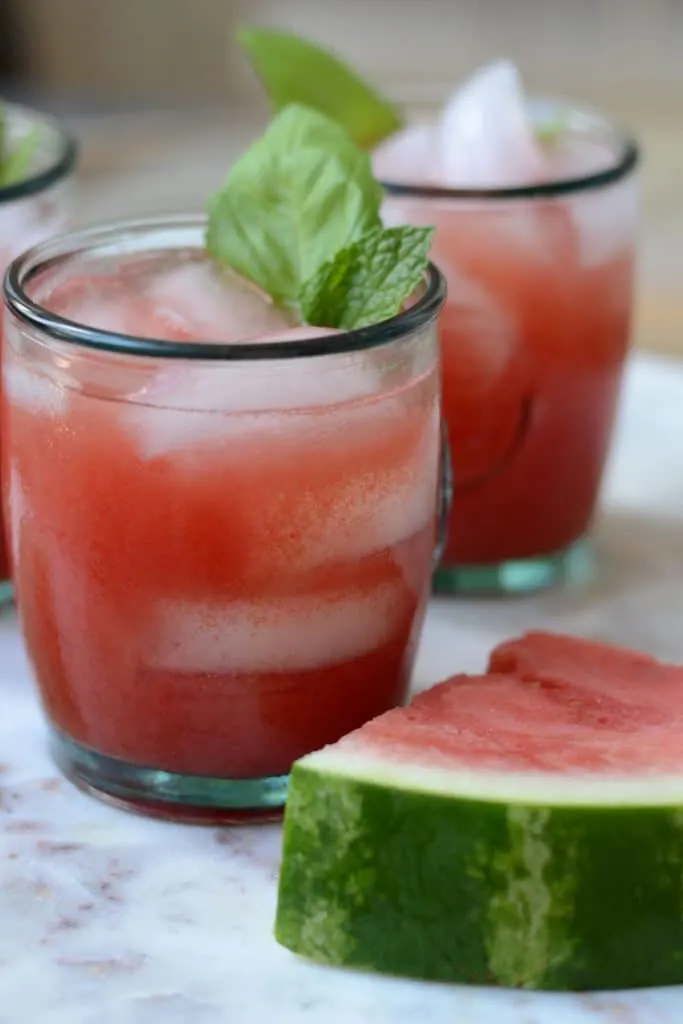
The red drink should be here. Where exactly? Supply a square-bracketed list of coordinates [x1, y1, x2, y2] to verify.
[379, 104, 639, 593]
[2, 219, 445, 820]
[0, 103, 75, 603]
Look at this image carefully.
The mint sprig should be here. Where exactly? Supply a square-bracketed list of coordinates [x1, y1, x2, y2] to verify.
[237, 27, 402, 151]
[0, 105, 40, 186]
[301, 225, 434, 330]
[206, 105, 433, 331]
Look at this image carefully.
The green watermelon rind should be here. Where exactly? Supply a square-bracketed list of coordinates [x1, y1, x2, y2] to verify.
[275, 754, 683, 991]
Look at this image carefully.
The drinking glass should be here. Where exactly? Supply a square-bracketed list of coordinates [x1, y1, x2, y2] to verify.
[0, 102, 76, 604]
[3, 215, 447, 822]
[381, 101, 639, 594]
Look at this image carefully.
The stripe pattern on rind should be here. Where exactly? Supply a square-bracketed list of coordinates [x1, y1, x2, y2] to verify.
[480, 806, 578, 988]
[275, 764, 683, 990]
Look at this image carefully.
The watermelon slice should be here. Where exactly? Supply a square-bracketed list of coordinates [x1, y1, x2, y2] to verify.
[275, 632, 683, 991]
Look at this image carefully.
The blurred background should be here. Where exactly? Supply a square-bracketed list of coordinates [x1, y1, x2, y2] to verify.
[0, 0, 680, 354]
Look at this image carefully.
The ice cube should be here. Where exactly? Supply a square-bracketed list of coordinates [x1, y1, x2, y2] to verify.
[38, 257, 295, 346]
[545, 134, 618, 181]
[0, 187, 68, 264]
[3, 361, 67, 417]
[255, 407, 439, 571]
[539, 133, 637, 265]
[123, 328, 382, 460]
[567, 176, 638, 267]
[438, 61, 549, 188]
[384, 191, 553, 271]
[256, 324, 339, 346]
[436, 262, 518, 383]
[59, 298, 167, 337]
[145, 261, 297, 342]
[7, 464, 27, 569]
[372, 123, 437, 186]
[42, 273, 195, 342]
[5, 299, 157, 410]
[357, 431, 439, 557]
[375, 62, 549, 189]
[147, 579, 410, 674]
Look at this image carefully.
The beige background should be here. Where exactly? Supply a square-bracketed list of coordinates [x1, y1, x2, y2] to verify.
[6, 0, 683, 357]
[10, 0, 683, 105]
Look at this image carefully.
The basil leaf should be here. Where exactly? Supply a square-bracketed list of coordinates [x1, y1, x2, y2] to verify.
[206, 104, 383, 306]
[237, 27, 402, 150]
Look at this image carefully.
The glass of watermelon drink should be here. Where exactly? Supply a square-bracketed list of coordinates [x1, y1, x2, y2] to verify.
[2, 215, 446, 822]
[234, 36, 641, 596]
[0, 102, 76, 605]
[377, 95, 639, 595]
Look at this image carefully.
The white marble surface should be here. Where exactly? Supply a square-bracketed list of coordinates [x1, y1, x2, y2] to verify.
[2, 352, 683, 1023]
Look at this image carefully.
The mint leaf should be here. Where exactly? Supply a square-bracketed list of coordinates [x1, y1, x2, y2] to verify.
[206, 104, 383, 307]
[237, 27, 402, 150]
[0, 106, 5, 173]
[0, 103, 40, 186]
[301, 225, 434, 330]
[206, 104, 434, 330]
[0, 126, 40, 185]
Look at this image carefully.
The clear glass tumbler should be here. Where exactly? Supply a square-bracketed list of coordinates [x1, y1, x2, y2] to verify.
[3, 216, 447, 823]
[0, 102, 77, 605]
[381, 101, 639, 595]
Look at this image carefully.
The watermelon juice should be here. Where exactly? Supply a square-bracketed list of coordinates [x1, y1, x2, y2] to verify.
[2, 217, 446, 820]
[0, 103, 75, 604]
[377, 103, 639, 593]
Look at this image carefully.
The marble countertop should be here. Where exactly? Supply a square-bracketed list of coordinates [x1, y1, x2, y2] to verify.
[3, 352, 683, 1022]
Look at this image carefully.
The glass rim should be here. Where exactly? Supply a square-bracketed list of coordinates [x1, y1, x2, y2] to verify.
[379, 103, 640, 201]
[3, 214, 446, 362]
[0, 101, 78, 204]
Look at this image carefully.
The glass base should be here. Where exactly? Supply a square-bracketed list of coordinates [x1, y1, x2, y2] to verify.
[50, 729, 289, 825]
[433, 537, 594, 596]
[0, 579, 14, 607]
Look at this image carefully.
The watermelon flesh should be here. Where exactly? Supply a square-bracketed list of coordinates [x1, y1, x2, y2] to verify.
[275, 631, 683, 990]
[350, 632, 673, 776]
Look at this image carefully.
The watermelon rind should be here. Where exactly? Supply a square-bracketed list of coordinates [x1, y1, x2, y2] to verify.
[275, 750, 683, 991]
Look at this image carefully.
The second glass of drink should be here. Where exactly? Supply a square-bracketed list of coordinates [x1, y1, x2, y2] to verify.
[379, 100, 639, 594]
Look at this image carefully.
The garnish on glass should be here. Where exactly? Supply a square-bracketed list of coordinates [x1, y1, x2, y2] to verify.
[206, 103, 433, 330]
[0, 104, 40, 186]
[236, 27, 402, 151]
[236, 27, 565, 152]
